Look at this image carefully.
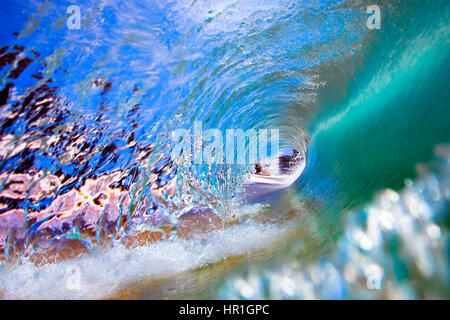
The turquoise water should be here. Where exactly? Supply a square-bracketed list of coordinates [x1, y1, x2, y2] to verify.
[0, 0, 448, 299]
[216, 0, 450, 299]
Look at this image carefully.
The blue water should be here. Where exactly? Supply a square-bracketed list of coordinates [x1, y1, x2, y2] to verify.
[0, 0, 448, 299]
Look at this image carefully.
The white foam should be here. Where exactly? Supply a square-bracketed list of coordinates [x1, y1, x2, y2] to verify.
[0, 222, 289, 299]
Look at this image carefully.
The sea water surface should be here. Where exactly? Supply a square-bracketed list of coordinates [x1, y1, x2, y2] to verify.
[0, 0, 448, 299]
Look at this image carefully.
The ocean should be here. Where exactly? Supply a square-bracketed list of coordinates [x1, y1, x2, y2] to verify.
[0, 0, 448, 299]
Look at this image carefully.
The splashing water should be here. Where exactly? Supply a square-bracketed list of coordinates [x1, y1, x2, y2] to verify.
[0, 0, 448, 299]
